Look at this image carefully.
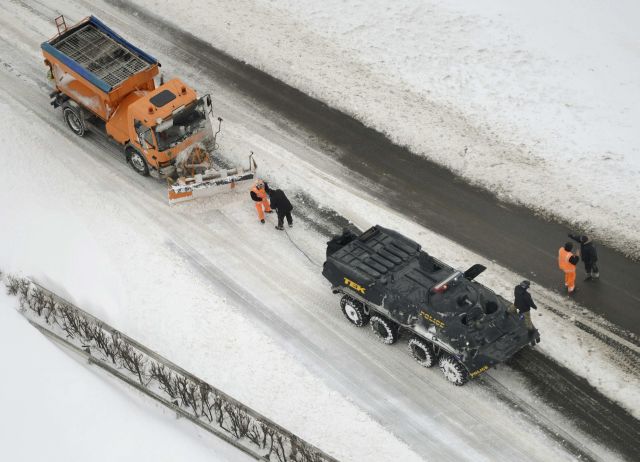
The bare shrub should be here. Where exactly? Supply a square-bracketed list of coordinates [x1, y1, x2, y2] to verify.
[212, 391, 228, 431]
[149, 363, 177, 399]
[115, 338, 147, 385]
[78, 318, 95, 342]
[92, 327, 118, 363]
[43, 294, 58, 324]
[261, 425, 278, 460]
[198, 382, 215, 422]
[247, 422, 263, 446]
[17, 279, 30, 307]
[28, 287, 46, 316]
[58, 303, 81, 338]
[5, 276, 20, 296]
[225, 403, 251, 439]
[174, 376, 200, 417]
[293, 436, 323, 462]
[274, 433, 288, 462]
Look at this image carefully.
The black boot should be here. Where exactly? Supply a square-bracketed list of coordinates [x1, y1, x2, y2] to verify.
[528, 329, 540, 346]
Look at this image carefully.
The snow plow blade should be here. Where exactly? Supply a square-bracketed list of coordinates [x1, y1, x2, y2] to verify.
[168, 168, 256, 204]
[168, 147, 257, 204]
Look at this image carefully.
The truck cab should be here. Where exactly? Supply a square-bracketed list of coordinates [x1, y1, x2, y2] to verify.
[112, 79, 213, 176]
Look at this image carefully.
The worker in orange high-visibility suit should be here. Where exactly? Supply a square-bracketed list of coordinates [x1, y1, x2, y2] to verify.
[249, 179, 272, 223]
[558, 242, 580, 295]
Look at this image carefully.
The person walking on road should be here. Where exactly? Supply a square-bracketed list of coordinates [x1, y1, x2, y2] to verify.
[514, 280, 540, 344]
[249, 179, 272, 224]
[569, 233, 599, 280]
[267, 186, 293, 230]
[558, 242, 580, 295]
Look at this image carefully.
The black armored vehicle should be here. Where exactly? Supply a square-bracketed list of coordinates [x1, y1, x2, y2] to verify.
[322, 225, 537, 385]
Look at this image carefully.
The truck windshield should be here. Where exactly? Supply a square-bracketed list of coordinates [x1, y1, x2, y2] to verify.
[155, 98, 208, 151]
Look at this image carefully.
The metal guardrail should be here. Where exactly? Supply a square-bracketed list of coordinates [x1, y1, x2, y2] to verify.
[4, 275, 338, 462]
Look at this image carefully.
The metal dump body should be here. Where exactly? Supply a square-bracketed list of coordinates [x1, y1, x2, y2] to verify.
[42, 16, 159, 120]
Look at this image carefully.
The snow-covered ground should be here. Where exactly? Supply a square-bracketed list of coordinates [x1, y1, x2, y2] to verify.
[0, 291, 252, 462]
[0, 57, 633, 462]
[138, 0, 640, 258]
[1, 1, 639, 461]
[0, 94, 425, 460]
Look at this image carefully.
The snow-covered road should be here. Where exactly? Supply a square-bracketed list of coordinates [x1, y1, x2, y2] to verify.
[1, 1, 639, 461]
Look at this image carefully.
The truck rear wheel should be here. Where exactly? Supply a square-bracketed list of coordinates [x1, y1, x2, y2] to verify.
[439, 354, 469, 386]
[408, 337, 437, 367]
[127, 148, 149, 176]
[63, 106, 85, 137]
[340, 295, 370, 327]
[370, 315, 399, 345]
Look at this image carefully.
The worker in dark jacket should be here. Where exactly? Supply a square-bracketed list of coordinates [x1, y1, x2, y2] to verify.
[569, 233, 599, 280]
[266, 185, 293, 230]
[514, 280, 540, 345]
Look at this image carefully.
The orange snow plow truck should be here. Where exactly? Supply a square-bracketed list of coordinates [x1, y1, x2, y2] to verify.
[41, 15, 256, 204]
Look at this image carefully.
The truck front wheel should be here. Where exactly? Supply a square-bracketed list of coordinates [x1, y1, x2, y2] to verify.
[439, 354, 469, 386]
[127, 148, 149, 176]
[63, 106, 85, 137]
[340, 295, 370, 327]
[408, 337, 437, 367]
[370, 315, 399, 345]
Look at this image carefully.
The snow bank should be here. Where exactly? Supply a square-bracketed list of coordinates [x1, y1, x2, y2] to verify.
[139, 0, 640, 257]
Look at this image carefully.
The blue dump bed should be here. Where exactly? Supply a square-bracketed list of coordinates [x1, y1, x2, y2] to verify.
[41, 16, 158, 93]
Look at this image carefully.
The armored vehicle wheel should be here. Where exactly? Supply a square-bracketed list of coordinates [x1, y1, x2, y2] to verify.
[63, 105, 85, 137]
[408, 337, 437, 367]
[370, 315, 399, 345]
[127, 147, 149, 176]
[439, 354, 469, 386]
[340, 295, 370, 327]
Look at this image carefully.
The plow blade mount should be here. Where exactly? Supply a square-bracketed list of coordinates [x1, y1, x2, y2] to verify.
[168, 149, 258, 204]
[168, 169, 255, 204]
